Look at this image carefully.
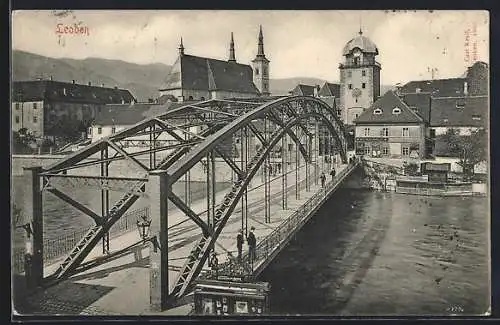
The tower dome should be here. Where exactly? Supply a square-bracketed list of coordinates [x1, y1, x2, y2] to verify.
[342, 30, 378, 56]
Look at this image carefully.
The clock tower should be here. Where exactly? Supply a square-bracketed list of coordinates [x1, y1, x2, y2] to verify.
[339, 29, 381, 125]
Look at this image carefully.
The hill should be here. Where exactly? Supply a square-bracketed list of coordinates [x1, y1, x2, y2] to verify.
[12, 50, 393, 101]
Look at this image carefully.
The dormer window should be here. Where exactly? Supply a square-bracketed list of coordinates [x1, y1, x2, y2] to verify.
[373, 108, 383, 115]
[392, 107, 401, 115]
[472, 115, 481, 121]
[415, 88, 421, 93]
[443, 118, 449, 123]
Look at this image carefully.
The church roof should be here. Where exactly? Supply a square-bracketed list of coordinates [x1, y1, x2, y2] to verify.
[159, 54, 259, 94]
[355, 91, 424, 124]
[400, 78, 466, 97]
[342, 33, 379, 56]
[318, 82, 340, 97]
[429, 95, 488, 127]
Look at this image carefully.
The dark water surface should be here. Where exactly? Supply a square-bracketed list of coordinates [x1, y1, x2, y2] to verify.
[260, 189, 490, 316]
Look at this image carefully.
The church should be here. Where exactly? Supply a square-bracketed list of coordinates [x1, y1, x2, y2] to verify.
[159, 26, 270, 102]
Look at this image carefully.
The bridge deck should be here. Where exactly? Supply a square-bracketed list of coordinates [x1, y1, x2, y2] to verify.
[16, 162, 357, 316]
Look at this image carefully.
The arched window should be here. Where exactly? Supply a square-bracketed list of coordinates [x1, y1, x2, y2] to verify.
[392, 107, 401, 115]
[373, 108, 383, 115]
[188, 96, 194, 100]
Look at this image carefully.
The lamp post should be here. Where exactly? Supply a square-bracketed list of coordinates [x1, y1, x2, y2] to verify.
[136, 215, 152, 243]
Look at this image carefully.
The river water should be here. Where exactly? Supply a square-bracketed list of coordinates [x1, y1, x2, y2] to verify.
[11, 175, 490, 316]
[260, 188, 490, 316]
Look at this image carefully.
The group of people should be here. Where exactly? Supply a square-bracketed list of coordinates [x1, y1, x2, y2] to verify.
[320, 167, 336, 187]
[208, 226, 258, 273]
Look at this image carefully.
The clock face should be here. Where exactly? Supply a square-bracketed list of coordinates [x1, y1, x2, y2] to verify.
[352, 88, 362, 98]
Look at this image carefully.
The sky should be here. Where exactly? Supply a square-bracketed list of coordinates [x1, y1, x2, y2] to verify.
[12, 10, 489, 85]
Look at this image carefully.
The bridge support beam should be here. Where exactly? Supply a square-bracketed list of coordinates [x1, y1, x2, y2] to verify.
[148, 170, 169, 312]
[23, 166, 44, 288]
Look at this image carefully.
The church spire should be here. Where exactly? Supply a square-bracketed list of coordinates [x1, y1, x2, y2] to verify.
[256, 25, 265, 58]
[178, 37, 185, 56]
[228, 32, 236, 62]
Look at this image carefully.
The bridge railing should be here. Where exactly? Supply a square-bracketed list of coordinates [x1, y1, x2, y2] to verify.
[222, 162, 358, 273]
[12, 207, 149, 274]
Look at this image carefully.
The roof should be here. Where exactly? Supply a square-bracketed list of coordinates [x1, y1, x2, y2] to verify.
[342, 33, 378, 56]
[402, 93, 432, 123]
[156, 94, 178, 104]
[400, 78, 466, 97]
[160, 54, 259, 94]
[318, 82, 340, 97]
[12, 80, 136, 104]
[421, 162, 450, 172]
[429, 95, 488, 127]
[93, 101, 199, 126]
[290, 84, 316, 96]
[354, 91, 424, 124]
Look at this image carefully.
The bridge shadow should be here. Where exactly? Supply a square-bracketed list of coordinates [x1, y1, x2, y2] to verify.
[259, 189, 391, 315]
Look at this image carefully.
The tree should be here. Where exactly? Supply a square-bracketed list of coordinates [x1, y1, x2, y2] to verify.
[440, 128, 487, 176]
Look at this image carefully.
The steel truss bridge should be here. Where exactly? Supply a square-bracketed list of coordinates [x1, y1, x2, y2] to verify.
[22, 95, 348, 309]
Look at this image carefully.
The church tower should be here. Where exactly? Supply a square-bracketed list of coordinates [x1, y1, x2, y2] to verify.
[339, 29, 381, 125]
[228, 32, 236, 62]
[252, 25, 271, 96]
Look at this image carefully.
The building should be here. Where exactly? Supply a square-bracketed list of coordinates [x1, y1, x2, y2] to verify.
[339, 30, 381, 125]
[159, 27, 269, 102]
[318, 82, 341, 117]
[354, 91, 427, 159]
[288, 84, 316, 96]
[12, 79, 136, 138]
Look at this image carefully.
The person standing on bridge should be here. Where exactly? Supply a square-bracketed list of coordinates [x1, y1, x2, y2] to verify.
[320, 172, 326, 187]
[247, 227, 257, 265]
[330, 167, 336, 180]
[236, 230, 244, 261]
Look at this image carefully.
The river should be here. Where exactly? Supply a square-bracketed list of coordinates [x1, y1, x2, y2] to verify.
[260, 188, 490, 316]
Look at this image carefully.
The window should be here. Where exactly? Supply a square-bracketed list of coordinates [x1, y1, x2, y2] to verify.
[382, 127, 389, 137]
[347, 71, 352, 77]
[288, 143, 294, 152]
[263, 67, 267, 75]
[373, 108, 383, 115]
[348, 84, 353, 90]
[188, 96, 193, 100]
[402, 127, 409, 137]
[88, 127, 92, 135]
[33, 116, 37, 123]
[443, 118, 449, 123]
[63, 88, 67, 96]
[364, 128, 370, 136]
[472, 115, 481, 121]
[15, 116, 19, 124]
[111, 126, 116, 134]
[392, 107, 401, 115]
[337, 110, 341, 116]
[456, 100, 465, 109]
[362, 83, 366, 89]
[430, 129, 436, 138]
[354, 57, 360, 65]
[362, 70, 366, 77]
[97, 127, 102, 135]
[364, 145, 371, 155]
[33, 102, 37, 109]
[15, 103, 19, 110]
[255, 68, 259, 75]
[355, 113, 359, 119]
[201, 97, 205, 100]
[383, 147, 389, 155]
[402, 147, 410, 156]
[355, 98, 358, 103]
[416, 88, 421, 93]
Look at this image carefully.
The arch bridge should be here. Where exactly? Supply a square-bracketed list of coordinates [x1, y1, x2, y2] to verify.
[22, 96, 352, 310]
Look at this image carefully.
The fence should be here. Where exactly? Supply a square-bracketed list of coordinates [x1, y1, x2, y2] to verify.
[12, 207, 149, 274]
[216, 162, 358, 276]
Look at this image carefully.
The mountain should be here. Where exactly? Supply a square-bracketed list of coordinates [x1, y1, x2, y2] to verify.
[12, 50, 394, 101]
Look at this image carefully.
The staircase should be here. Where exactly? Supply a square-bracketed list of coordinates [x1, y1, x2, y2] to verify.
[49, 182, 145, 280]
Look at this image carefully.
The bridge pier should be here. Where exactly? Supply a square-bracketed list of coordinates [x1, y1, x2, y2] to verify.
[148, 170, 169, 312]
[23, 166, 44, 288]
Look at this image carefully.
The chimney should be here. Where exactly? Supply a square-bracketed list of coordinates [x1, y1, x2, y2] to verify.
[50, 76, 53, 81]
[464, 81, 468, 95]
[88, 81, 91, 86]
[314, 85, 320, 97]
[114, 86, 118, 90]
[101, 83, 105, 87]
[72, 80, 76, 84]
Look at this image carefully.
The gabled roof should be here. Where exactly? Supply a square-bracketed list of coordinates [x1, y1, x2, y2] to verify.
[12, 80, 136, 104]
[355, 91, 424, 124]
[429, 95, 488, 127]
[289, 84, 316, 96]
[402, 93, 432, 123]
[400, 78, 466, 97]
[318, 82, 340, 97]
[159, 54, 259, 94]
